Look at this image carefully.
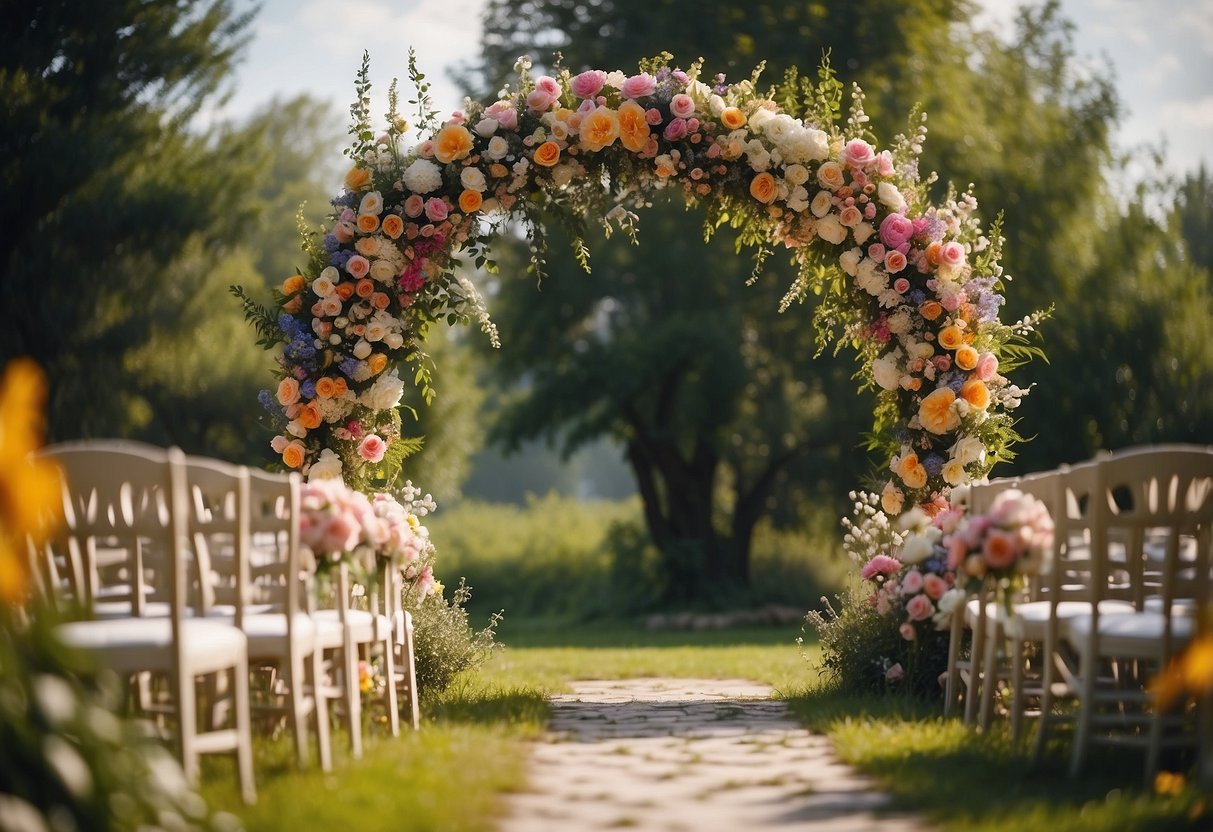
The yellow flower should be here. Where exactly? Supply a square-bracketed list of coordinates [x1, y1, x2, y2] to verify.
[961, 378, 990, 411]
[749, 171, 778, 204]
[532, 140, 561, 167]
[901, 463, 928, 489]
[719, 107, 746, 130]
[918, 387, 960, 435]
[434, 123, 474, 164]
[281, 440, 307, 470]
[344, 166, 372, 191]
[938, 325, 965, 351]
[954, 345, 979, 371]
[579, 106, 620, 152]
[0, 359, 63, 605]
[458, 189, 484, 213]
[617, 100, 650, 153]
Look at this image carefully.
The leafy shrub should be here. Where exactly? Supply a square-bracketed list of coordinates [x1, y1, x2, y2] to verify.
[408, 580, 501, 696]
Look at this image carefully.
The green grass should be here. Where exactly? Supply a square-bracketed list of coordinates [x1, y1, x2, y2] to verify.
[202, 617, 1209, 832]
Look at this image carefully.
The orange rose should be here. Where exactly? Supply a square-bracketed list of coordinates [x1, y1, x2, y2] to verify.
[579, 106, 620, 152]
[533, 140, 561, 167]
[489, 163, 509, 179]
[314, 377, 337, 399]
[355, 279, 374, 298]
[276, 377, 300, 406]
[961, 379, 990, 411]
[381, 214, 404, 239]
[919, 387, 960, 435]
[459, 189, 483, 213]
[925, 241, 943, 266]
[434, 123, 474, 163]
[281, 274, 305, 294]
[298, 401, 322, 430]
[938, 325, 965, 351]
[335, 282, 355, 300]
[344, 166, 371, 191]
[281, 440, 307, 469]
[282, 296, 302, 314]
[919, 300, 943, 321]
[617, 100, 650, 153]
[902, 463, 928, 490]
[356, 213, 380, 233]
[954, 345, 979, 371]
[368, 353, 389, 376]
[894, 452, 919, 478]
[371, 292, 391, 310]
[720, 107, 746, 130]
[749, 171, 778, 204]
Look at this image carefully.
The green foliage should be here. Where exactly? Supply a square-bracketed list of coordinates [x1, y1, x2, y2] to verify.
[408, 581, 502, 695]
[0, 611, 237, 831]
[806, 579, 953, 697]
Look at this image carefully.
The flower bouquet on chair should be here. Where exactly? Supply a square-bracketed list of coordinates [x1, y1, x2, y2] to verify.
[945, 489, 1054, 618]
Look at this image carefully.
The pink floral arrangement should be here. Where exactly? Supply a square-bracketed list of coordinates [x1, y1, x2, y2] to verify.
[945, 488, 1054, 598]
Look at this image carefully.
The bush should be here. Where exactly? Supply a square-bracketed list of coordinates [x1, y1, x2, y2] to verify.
[805, 579, 955, 697]
[408, 580, 501, 696]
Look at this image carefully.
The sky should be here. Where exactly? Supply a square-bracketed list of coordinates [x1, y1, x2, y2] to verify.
[219, 0, 1213, 182]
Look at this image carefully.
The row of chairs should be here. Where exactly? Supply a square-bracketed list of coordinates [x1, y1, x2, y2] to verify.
[26, 440, 422, 803]
[943, 444, 1213, 782]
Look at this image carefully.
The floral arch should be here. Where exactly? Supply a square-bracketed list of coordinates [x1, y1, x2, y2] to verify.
[236, 50, 1042, 518]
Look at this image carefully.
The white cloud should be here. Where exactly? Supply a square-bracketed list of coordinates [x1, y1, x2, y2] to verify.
[1161, 95, 1213, 129]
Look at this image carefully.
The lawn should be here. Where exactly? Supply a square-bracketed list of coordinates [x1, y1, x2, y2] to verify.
[203, 617, 1210, 832]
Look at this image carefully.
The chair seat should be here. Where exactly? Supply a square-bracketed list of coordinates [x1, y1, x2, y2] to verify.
[311, 609, 391, 645]
[1064, 610, 1196, 660]
[1143, 596, 1200, 617]
[1009, 599, 1137, 639]
[92, 601, 277, 620]
[56, 617, 247, 675]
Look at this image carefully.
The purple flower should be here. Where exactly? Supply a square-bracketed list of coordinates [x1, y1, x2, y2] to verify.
[923, 454, 944, 477]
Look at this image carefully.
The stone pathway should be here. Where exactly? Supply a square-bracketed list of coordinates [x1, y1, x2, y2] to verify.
[499, 678, 929, 831]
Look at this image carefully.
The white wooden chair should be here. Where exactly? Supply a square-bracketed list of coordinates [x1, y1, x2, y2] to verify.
[45, 440, 256, 803]
[1058, 445, 1213, 780]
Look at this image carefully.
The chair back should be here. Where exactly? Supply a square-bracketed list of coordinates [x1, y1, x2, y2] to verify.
[41, 440, 189, 619]
[245, 468, 307, 626]
[41, 441, 191, 634]
[183, 455, 251, 619]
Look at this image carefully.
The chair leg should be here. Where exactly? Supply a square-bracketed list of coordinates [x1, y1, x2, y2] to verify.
[944, 612, 962, 717]
[381, 634, 400, 737]
[979, 620, 1001, 731]
[343, 642, 363, 759]
[175, 672, 200, 787]
[1069, 652, 1095, 778]
[964, 608, 986, 727]
[401, 614, 420, 731]
[287, 653, 310, 769]
[233, 661, 257, 805]
[309, 648, 333, 772]
[1010, 637, 1025, 745]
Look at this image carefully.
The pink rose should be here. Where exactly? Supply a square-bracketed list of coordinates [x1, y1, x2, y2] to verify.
[403, 194, 425, 218]
[424, 197, 449, 222]
[940, 241, 966, 266]
[893, 277, 910, 294]
[879, 213, 915, 249]
[333, 221, 355, 243]
[270, 434, 289, 453]
[321, 514, 360, 554]
[875, 150, 896, 177]
[526, 88, 557, 112]
[839, 205, 863, 227]
[946, 536, 969, 570]
[982, 529, 1022, 570]
[867, 242, 886, 260]
[346, 255, 370, 279]
[663, 118, 688, 141]
[486, 101, 518, 130]
[923, 573, 948, 601]
[620, 72, 657, 99]
[669, 93, 695, 119]
[570, 70, 606, 99]
[900, 569, 924, 595]
[976, 352, 998, 381]
[534, 75, 561, 98]
[899, 622, 917, 641]
[359, 433, 387, 463]
[645, 107, 663, 126]
[843, 138, 876, 168]
[886, 662, 906, 681]
[905, 593, 934, 622]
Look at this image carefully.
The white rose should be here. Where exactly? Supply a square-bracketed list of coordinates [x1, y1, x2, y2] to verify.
[877, 181, 906, 212]
[856, 257, 887, 296]
[746, 147, 771, 172]
[783, 164, 809, 186]
[942, 459, 968, 486]
[360, 369, 406, 411]
[307, 448, 343, 481]
[402, 159, 442, 194]
[815, 213, 847, 245]
[900, 531, 936, 565]
[486, 135, 509, 160]
[364, 321, 387, 342]
[461, 167, 487, 192]
[384, 332, 404, 350]
[872, 353, 902, 391]
[474, 117, 499, 138]
[763, 113, 798, 144]
[370, 259, 396, 283]
[810, 190, 833, 218]
[358, 191, 383, 216]
[352, 339, 372, 360]
[312, 275, 335, 298]
[786, 185, 809, 214]
[887, 310, 912, 335]
[748, 107, 775, 132]
[320, 266, 339, 283]
[838, 247, 862, 276]
[551, 164, 575, 188]
[852, 221, 875, 245]
[708, 94, 726, 116]
[286, 420, 306, 438]
[951, 435, 986, 466]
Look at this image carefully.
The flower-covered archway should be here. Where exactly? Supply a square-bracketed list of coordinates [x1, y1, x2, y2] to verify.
[237, 50, 1041, 518]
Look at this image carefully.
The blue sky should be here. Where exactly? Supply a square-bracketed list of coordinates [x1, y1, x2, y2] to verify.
[219, 0, 1212, 181]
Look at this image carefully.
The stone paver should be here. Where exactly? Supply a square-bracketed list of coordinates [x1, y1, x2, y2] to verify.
[499, 678, 929, 831]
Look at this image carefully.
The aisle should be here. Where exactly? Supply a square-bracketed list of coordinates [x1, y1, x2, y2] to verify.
[499, 678, 929, 831]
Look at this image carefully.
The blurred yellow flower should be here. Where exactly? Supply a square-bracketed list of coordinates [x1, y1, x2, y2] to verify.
[1152, 614, 1213, 712]
[0, 358, 63, 605]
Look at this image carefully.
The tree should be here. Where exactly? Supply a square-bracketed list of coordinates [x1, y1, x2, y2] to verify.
[0, 0, 254, 442]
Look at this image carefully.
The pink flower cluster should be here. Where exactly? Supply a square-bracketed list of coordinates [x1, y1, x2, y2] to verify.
[945, 489, 1054, 582]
